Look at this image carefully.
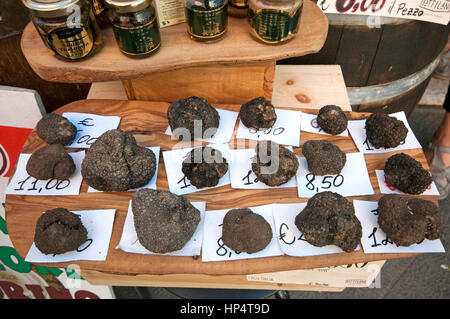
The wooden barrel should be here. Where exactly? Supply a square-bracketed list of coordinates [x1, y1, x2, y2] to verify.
[279, 11, 450, 115]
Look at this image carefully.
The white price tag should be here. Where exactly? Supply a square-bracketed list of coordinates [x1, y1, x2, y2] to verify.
[375, 170, 440, 196]
[300, 112, 348, 137]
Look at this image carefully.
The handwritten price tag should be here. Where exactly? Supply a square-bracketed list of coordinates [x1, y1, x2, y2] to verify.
[25, 209, 116, 263]
[62, 112, 121, 149]
[375, 170, 440, 196]
[5, 151, 85, 196]
[300, 112, 348, 137]
[353, 200, 445, 254]
[201, 204, 283, 262]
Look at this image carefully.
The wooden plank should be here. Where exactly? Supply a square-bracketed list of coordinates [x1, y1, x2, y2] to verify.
[87, 81, 128, 100]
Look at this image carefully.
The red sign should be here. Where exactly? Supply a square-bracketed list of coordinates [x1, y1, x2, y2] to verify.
[0, 126, 33, 178]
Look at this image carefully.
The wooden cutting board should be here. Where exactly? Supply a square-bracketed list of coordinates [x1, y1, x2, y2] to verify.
[6, 99, 430, 276]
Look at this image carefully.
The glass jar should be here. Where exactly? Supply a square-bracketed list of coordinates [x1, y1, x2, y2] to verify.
[228, 0, 247, 17]
[105, 0, 161, 58]
[22, 0, 103, 61]
[184, 0, 228, 43]
[91, 0, 110, 28]
[247, 0, 303, 45]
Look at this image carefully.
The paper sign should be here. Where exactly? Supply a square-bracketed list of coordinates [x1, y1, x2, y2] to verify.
[347, 112, 422, 154]
[162, 143, 231, 195]
[25, 209, 116, 263]
[375, 170, 440, 196]
[202, 204, 283, 262]
[300, 112, 349, 137]
[5, 151, 85, 196]
[87, 146, 160, 193]
[118, 201, 206, 256]
[353, 200, 445, 254]
[165, 108, 238, 144]
[296, 153, 374, 198]
[236, 108, 302, 147]
[62, 112, 121, 149]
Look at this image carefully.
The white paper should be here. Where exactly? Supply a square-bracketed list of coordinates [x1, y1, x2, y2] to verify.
[296, 153, 374, 198]
[165, 108, 238, 144]
[118, 201, 206, 256]
[353, 200, 445, 254]
[25, 209, 116, 263]
[347, 112, 422, 154]
[300, 112, 348, 137]
[162, 143, 231, 195]
[87, 146, 160, 193]
[202, 204, 283, 262]
[229, 147, 298, 189]
[236, 108, 302, 147]
[62, 112, 121, 148]
[375, 170, 440, 196]
[5, 151, 85, 196]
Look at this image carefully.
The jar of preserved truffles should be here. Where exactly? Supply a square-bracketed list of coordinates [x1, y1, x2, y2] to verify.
[184, 0, 228, 42]
[91, 0, 110, 27]
[105, 0, 161, 58]
[228, 0, 247, 17]
[22, 0, 103, 61]
[247, 0, 303, 44]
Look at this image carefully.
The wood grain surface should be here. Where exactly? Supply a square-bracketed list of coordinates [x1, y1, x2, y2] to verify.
[6, 99, 434, 276]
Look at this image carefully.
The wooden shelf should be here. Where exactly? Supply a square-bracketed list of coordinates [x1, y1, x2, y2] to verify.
[20, 0, 328, 83]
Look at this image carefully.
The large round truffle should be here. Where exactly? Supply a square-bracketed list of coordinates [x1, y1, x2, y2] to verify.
[167, 96, 220, 141]
[239, 97, 277, 130]
[26, 144, 75, 180]
[222, 208, 273, 254]
[378, 195, 447, 246]
[302, 140, 346, 176]
[132, 189, 201, 253]
[81, 129, 156, 191]
[317, 105, 348, 135]
[181, 146, 228, 188]
[37, 113, 77, 145]
[365, 113, 408, 149]
[34, 208, 88, 255]
[384, 153, 432, 194]
[251, 140, 299, 186]
[295, 192, 362, 252]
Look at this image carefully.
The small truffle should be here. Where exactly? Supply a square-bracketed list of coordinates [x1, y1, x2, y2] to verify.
[239, 97, 277, 130]
[302, 140, 346, 176]
[384, 153, 432, 194]
[378, 195, 447, 246]
[26, 144, 75, 180]
[251, 140, 299, 186]
[295, 192, 362, 252]
[317, 105, 348, 135]
[132, 189, 201, 253]
[181, 146, 228, 188]
[365, 113, 408, 149]
[222, 208, 273, 254]
[167, 96, 220, 141]
[36, 113, 77, 146]
[81, 129, 156, 192]
[34, 208, 88, 255]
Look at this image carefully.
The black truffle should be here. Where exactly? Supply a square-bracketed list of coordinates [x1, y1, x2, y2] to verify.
[302, 140, 346, 176]
[384, 153, 432, 194]
[26, 144, 75, 180]
[36, 113, 77, 146]
[81, 129, 156, 191]
[239, 97, 277, 130]
[132, 189, 201, 253]
[365, 113, 408, 149]
[295, 192, 362, 252]
[317, 105, 348, 135]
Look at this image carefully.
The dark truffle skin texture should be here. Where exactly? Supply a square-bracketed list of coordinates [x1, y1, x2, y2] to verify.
[181, 146, 228, 188]
[222, 208, 273, 254]
[365, 113, 408, 149]
[26, 144, 75, 180]
[317, 105, 348, 135]
[302, 140, 346, 176]
[167, 96, 220, 141]
[37, 113, 77, 145]
[34, 208, 88, 255]
[239, 97, 277, 130]
[251, 140, 299, 186]
[295, 192, 362, 252]
[384, 153, 432, 194]
[81, 129, 156, 192]
[132, 189, 201, 253]
[378, 195, 447, 246]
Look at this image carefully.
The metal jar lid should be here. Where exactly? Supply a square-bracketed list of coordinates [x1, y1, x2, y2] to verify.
[104, 0, 151, 13]
[22, 0, 86, 17]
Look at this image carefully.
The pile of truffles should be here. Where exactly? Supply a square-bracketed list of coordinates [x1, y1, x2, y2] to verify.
[302, 140, 346, 175]
[365, 113, 408, 149]
[239, 97, 277, 129]
[317, 105, 348, 135]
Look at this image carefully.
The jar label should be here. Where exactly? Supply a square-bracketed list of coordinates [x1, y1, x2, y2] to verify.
[185, 4, 228, 39]
[112, 17, 161, 55]
[48, 25, 95, 59]
[229, 0, 247, 9]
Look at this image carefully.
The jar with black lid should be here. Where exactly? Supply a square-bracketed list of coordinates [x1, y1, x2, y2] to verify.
[184, 0, 228, 42]
[105, 0, 161, 58]
[22, 0, 103, 61]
